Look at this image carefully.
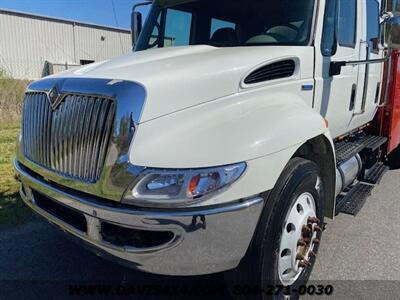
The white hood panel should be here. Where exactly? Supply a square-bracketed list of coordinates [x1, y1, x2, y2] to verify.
[52, 45, 314, 122]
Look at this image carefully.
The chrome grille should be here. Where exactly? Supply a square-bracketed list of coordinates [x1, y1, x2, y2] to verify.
[22, 92, 115, 183]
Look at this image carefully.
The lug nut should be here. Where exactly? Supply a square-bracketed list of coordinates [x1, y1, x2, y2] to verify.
[314, 225, 322, 232]
[298, 262, 307, 268]
[303, 237, 312, 244]
[313, 238, 320, 245]
[296, 254, 305, 261]
[308, 251, 316, 258]
[308, 217, 320, 224]
[302, 225, 312, 233]
[297, 239, 307, 247]
[298, 260, 311, 268]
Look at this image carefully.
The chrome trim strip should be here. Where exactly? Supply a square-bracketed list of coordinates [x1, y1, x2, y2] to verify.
[17, 77, 147, 202]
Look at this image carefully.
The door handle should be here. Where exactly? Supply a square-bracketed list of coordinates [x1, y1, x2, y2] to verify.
[349, 84, 357, 111]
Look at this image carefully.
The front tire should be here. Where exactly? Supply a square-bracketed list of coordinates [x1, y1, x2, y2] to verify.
[226, 158, 325, 299]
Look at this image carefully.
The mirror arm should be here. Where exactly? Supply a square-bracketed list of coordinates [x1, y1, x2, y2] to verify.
[132, 1, 153, 13]
[381, 11, 393, 21]
[344, 57, 390, 66]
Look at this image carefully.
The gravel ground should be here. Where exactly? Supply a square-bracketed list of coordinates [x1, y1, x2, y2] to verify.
[306, 168, 400, 299]
[1, 170, 399, 299]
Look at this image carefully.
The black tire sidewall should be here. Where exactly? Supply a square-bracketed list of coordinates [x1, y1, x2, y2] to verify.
[231, 158, 325, 300]
[262, 160, 324, 292]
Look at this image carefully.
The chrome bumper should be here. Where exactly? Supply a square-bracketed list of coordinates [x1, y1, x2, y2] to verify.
[15, 160, 265, 276]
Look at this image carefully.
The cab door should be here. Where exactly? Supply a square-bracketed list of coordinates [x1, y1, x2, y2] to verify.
[349, 0, 382, 130]
[314, 0, 363, 138]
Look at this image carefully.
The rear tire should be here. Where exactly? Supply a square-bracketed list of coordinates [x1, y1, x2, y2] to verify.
[226, 158, 325, 300]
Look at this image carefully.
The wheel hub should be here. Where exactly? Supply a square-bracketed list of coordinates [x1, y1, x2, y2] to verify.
[278, 192, 321, 286]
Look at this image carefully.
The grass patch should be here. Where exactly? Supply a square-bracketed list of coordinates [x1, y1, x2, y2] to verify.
[0, 68, 32, 226]
[0, 124, 32, 227]
[0, 69, 30, 123]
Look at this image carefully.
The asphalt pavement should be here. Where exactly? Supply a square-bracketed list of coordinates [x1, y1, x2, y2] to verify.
[1, 170, 400, 299]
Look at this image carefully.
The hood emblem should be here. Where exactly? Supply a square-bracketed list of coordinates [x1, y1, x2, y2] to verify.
[46, 84, 63, 110]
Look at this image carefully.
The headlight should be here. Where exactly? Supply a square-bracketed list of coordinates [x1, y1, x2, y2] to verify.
[122, 162, 246, 208]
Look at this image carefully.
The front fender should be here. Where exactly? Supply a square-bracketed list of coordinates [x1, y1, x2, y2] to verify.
[131, 81, 328, 169]
[129, 81, 333, 207]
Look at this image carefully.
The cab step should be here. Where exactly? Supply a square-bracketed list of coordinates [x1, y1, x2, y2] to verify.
[360, 162, 389, 185]
[360, 136, 388, 151]
[336, 183, 374, 216]
[335, 135, 387, 164]
[335, 142, 365, 165]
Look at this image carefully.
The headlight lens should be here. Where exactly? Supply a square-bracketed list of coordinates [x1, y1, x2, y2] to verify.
[122, 162, 246, 208]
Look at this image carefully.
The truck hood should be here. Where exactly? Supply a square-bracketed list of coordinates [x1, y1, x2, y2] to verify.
[52, 45, 312, 122]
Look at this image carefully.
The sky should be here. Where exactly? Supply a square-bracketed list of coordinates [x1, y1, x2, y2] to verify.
[0, 0, 150, 30]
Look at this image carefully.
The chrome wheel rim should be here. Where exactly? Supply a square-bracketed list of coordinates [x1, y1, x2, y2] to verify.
[278, 192, 320, 286]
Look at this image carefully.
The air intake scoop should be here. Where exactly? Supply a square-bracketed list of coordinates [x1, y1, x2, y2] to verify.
[244, 60, 295, 85]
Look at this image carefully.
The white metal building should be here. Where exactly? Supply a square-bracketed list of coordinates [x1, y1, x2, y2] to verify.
[0, 9, 132, 80]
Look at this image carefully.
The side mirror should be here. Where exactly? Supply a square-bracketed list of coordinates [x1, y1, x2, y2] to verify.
[131, 11, 143, 47]
[381, 16, 400, 49]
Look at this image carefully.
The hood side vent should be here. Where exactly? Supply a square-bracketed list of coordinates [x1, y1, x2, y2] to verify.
[244, 60, 295, 85]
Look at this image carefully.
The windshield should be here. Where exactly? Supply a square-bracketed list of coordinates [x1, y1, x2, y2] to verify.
[136, 0, 315, 51]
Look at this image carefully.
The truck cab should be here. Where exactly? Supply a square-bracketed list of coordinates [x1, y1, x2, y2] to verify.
[135, 0, 382, 138]
[14, 0, 400, 295]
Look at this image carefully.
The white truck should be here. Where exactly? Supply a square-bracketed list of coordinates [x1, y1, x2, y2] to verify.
[14, 0, 400, 297]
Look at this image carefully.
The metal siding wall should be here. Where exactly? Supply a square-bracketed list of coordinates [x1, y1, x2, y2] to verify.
[0, 11, 131, 80]
[0, 12, 75, 79]
[74, 25, 131, 63]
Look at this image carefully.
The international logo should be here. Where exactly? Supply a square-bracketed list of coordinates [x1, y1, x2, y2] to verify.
[46, 83, 63, 110]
